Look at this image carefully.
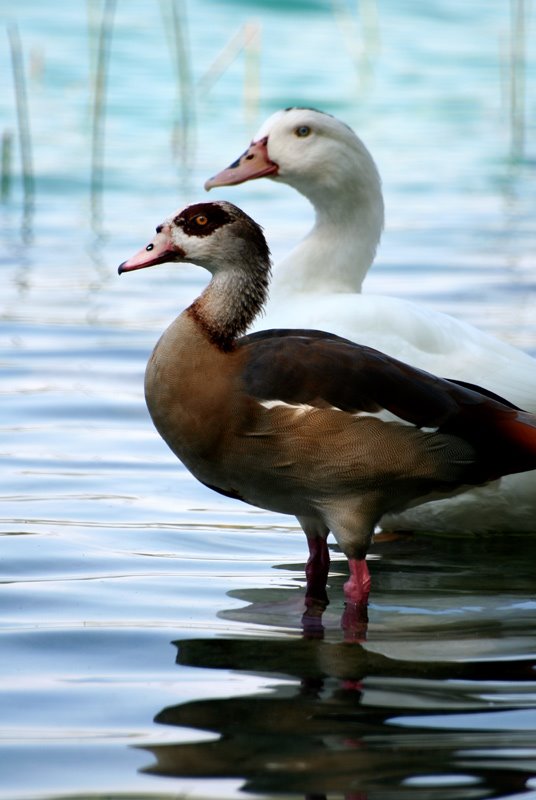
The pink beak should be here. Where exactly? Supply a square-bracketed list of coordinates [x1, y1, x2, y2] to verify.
[204, 137, 278, 190]
[118, 227, 184, 274]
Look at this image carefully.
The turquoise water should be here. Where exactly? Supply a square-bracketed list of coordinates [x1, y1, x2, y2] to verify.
[1, 1, 536, 798]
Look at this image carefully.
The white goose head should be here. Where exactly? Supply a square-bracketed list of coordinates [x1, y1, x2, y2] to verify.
[205, 108, 384, 294]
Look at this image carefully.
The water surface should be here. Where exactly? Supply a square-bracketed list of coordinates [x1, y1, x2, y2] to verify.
[1, 1, 536, 798]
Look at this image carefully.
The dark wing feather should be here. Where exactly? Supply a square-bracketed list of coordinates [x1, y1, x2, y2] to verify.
[236, 328, 536, 482]
[446, 378, 522, 409]
[239, 329, 466, 425]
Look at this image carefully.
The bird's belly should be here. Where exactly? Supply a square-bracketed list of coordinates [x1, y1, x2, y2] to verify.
[186, 452, 320, 518]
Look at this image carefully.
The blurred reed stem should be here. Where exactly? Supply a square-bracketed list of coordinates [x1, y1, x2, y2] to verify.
[242, 22, 261, 128]
[7, 24, 34, 234]
[331, 0, 380, 94]
[158, 0, 196, 169]
[86, 0, 101, 85]
[1, 130, 13, 201]
[508, 0, 527, 159]
[90, 0, 116, 233]
[198, 22, 261, 128]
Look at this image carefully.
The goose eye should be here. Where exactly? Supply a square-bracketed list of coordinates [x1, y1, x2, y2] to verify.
[295, 125, 311, 138]
[195, 214, 208, 226]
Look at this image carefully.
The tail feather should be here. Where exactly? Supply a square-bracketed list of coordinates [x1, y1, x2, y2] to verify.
[477, 408, 536, 483]
[501, 410, 536, 462]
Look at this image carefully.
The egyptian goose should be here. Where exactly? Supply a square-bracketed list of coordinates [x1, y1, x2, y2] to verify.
[119, 200, 536, 611]
[205, 107, 536, 534]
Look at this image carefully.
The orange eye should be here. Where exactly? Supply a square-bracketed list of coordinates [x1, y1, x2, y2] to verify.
[195, 214, 208, 226]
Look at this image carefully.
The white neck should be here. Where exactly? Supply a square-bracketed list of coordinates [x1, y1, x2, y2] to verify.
[270, 164, 384, 298]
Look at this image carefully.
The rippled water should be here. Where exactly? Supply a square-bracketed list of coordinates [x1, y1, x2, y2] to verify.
[1, 1, 536, 798]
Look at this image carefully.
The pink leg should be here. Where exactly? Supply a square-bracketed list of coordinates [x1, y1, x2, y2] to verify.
[342, 558, 371, 641]
[343, 558, 371, 605]
[304, 535, 330, 607]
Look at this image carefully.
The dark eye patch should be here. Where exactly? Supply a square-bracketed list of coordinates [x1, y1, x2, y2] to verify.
[174, 202, 232, 237]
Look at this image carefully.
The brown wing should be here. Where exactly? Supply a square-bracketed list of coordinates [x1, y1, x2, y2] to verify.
[237, 329, 536, 483]
[239, 330, 481, 424]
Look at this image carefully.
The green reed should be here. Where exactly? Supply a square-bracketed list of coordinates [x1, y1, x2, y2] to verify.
[6, 24, 34, 235]
[158, 0, 196, 170]
[508, 0, 527, 159]
[331, 0, 380, 95]
[90, 0, 116, 233]
[1, 129, 13, 201]
[197, 22, 261, 130]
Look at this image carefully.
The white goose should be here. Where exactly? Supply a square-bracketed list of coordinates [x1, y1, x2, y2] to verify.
[205, 107, 536, 534]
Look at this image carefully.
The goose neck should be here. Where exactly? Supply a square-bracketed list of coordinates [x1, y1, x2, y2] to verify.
[271, 186, 383, 296]
[188, 263, 270, 350]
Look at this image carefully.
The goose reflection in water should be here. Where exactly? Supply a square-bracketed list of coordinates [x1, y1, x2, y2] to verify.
[139, 535, 536, 798]
[140, 633, 536, 799]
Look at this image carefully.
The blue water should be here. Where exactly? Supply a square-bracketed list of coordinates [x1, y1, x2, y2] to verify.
[1, 1, 536, 798]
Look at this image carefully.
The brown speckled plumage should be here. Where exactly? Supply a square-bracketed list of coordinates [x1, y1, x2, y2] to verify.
[120, 200, 536, 616]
